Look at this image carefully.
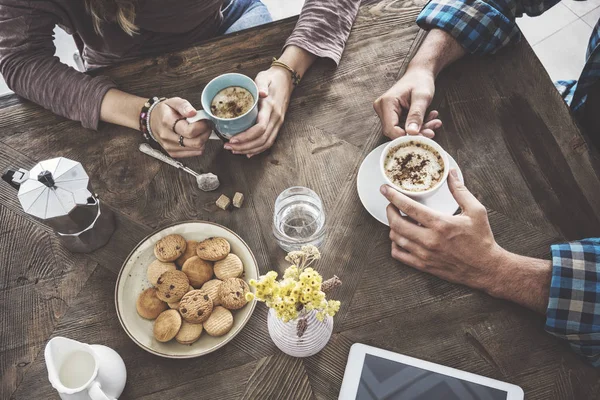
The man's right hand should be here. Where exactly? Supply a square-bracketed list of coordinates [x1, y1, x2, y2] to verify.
[373, 66, 441, 139]
[151, 97, 213, 158]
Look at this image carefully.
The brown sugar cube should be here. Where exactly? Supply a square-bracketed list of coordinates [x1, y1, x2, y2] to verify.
[216, 194, 231, 211]
[232, 192, 244, 208]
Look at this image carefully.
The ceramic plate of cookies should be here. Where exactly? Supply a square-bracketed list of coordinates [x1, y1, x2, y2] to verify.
[115, 221, 258, 358]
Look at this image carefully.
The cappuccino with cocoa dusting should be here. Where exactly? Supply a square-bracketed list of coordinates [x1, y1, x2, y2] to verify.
[384, 141, 445, 192]
[210, 86, 254, 119]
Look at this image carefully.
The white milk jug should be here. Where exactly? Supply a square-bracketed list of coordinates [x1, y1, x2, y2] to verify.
[44, 337, 127, 400]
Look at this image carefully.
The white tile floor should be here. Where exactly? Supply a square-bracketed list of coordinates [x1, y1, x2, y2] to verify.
[517, 0, 599, 83]
[0, 1, 596, 97]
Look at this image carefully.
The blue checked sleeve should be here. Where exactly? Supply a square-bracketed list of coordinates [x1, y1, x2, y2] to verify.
[416, 0, 559, 54]
[545, 239, 600, 367]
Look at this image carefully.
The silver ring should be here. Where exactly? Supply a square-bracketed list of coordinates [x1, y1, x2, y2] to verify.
[179, 135, 185, 147]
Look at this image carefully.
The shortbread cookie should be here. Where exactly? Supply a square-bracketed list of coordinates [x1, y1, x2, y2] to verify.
[153, 309, 182, 342]
[179, 290, 213, 324]
[168, 286, 193, 309]
[201, 279, 223, 306]
[182, 256, 214, 288]
[154, 234, 187, 262]
[156, 270, 190, 303]
[136, 288, 168, 320]
[204, 306, 233, 337]
[176, 240, 199, 268]
[218, 278, 249, 310]
[214, 253, 243, 280]
[196, 237, 230, 261]
[175, 321, 203, 345]
[147, 260, 176, 286]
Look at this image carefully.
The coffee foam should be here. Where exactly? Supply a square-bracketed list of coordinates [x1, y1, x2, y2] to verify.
[210, 86, 254, 119]
[384, 141, 445, 192]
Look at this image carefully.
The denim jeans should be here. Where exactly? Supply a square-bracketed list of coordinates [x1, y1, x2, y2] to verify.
[220, 0, 273, 34]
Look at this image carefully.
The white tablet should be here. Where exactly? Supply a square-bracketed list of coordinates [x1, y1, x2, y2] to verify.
[339, 344, 524, 400]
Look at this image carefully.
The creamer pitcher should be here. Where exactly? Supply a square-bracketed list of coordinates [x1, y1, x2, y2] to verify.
[44, 337, 126, 400]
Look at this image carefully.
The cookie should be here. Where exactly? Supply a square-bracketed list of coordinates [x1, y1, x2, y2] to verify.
[168, 286, 194, 309]
[153, 309, 182, 342]
[204, 306, 233, 337]
[179, 289, 213, 324]
[182, 256, 214, 288]
[214, 253, 243, 280]
[136, 288, 168, 320]
[175, 321, 203, 345]
[155, 270, 190, 303]
[147, 260, 176, 286]
[154, 234, 187, 262]
[176, 240, 199, 268]
[218, 278, 250, 310]
[201, 279, 223, 306]
[196, 237, 230, 261]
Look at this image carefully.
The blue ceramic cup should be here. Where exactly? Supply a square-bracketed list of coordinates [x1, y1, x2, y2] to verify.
[187, 73, 259, 139]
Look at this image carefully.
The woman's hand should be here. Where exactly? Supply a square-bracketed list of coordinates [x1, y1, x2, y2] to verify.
[224, 67, 293, 158]
[150, 97, 213, 158]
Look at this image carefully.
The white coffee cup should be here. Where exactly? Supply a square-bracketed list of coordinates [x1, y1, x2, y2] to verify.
[380, 135, 450, 200]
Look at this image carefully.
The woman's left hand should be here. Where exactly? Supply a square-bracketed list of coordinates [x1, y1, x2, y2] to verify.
[224, 67, 293, 157]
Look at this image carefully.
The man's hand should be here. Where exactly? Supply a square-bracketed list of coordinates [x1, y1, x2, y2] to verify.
[382, 169, 502, 290]
[151, 97, 213, 158]
[224, 67, 293, 158]
[374, 67, 442, 139]
[380, 170, 552, 313]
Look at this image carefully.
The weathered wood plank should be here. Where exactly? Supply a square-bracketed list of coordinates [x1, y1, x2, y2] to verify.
[241, 353, 314, 400]
[0, 205, 98, 399]
[433, 40, 600, 238]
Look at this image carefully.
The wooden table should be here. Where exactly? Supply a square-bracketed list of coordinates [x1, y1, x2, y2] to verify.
[2, 0, 600, 398]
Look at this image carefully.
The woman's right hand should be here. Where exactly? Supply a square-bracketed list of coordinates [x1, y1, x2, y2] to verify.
[150, 97, 213, 158]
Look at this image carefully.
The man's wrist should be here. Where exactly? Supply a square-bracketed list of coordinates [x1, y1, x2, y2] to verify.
[482, 248, 553, 314]
[408, 29, 466, 78]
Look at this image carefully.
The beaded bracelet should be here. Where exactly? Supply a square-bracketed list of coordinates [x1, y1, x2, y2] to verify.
[146, 97, 166, 143]
[139, 96, 163, 142]
[271, 57, 301, 86]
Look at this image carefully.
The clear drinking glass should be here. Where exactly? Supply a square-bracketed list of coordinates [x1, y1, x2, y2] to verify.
[273, 187, 326, 252]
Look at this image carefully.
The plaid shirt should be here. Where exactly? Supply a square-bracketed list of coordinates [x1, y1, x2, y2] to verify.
[546, 239, 600, 367]
[416, 0, 600, 119]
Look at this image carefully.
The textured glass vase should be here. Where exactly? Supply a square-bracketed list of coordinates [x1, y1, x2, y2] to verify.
[267, 309, 333, 357]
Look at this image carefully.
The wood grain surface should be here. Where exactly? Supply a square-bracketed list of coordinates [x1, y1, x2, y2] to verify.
[1, 0, 600, 399]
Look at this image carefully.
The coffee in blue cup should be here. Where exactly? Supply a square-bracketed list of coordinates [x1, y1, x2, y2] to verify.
[187, 73, 259, 139]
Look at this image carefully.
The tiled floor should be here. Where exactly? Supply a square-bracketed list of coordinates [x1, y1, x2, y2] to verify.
[517, 0, 598, 82]
[0, 1, 596, 97]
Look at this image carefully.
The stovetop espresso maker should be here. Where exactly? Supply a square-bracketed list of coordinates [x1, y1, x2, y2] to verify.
[2, 157, 115, 253]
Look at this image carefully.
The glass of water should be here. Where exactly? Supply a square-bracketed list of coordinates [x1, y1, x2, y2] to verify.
[273, 187, 326, 252]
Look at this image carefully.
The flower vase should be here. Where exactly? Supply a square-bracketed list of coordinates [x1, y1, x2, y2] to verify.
[267, 308, 333, 357]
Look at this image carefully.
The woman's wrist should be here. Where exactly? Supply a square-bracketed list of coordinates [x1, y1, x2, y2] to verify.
[278, 45, 317, 78]
[100, 88, 147, 131]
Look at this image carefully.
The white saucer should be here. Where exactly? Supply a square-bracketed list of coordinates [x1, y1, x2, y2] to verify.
[357, 143, 464, 226]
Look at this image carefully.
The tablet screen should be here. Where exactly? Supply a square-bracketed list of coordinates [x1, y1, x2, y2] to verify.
[356, 354, 507, 400]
